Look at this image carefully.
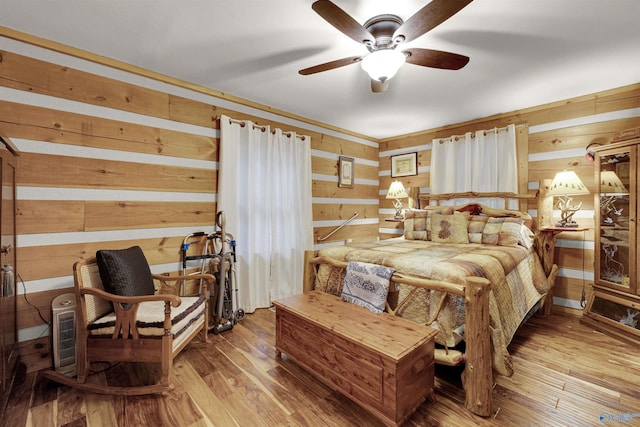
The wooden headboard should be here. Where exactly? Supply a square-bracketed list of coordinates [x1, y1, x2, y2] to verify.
[418, 191, 538, 229]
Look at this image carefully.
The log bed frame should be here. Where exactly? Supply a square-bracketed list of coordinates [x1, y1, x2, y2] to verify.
[302, 191, 559, 417]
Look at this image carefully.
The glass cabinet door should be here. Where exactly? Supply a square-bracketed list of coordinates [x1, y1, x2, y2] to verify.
[595, 147, 637, 294]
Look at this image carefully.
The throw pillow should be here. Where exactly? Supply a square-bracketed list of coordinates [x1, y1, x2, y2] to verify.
[468, 215, 490, 243]
[431, 213, 470, 244]
[482, 217, 524, 246]
[96, 246, 156, 296]
[403, 209, 429, 240]
[518, 224, 535, 249]
[341, 261, 395, 314]
[404, 208, 456, 241]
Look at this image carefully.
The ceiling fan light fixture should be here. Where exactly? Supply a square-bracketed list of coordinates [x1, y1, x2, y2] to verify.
[360, 49, 406, 82]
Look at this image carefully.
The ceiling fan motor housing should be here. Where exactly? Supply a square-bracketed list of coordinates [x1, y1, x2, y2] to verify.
[363, 14, 404, 51]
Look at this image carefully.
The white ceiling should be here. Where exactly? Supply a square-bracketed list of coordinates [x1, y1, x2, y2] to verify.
[3, 0, 640, 139]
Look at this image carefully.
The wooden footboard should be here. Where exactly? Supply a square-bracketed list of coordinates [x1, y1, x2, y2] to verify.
[303, 250, 493, 417]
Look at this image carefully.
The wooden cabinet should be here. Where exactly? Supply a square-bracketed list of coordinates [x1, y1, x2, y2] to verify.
[274, 291, 436, 427]
[583, 134, 640, 343]
[0, 135, 18, 415]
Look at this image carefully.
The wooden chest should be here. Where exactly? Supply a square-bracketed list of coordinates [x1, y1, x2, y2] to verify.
[273, 291, 437, 427]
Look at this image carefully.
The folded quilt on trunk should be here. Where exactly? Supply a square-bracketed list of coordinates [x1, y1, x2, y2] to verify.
[341, 261, 395, 314]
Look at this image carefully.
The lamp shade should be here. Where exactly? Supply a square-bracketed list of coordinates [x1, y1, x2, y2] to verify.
[547, 170, 590, 196]
[386, 180, 408, 199]
[360, 49, 406, 82]
[600, 171, 628, 195]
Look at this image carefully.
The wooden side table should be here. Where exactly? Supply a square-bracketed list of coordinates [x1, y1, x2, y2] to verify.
[538, 226, 589, 314]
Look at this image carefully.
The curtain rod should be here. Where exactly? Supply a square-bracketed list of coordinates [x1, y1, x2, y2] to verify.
[438, 123, 525, 143]
[224, 117, 306, 141]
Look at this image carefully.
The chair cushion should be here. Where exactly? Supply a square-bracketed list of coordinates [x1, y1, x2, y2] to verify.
[96, 246, 155, 296]
[87, 295, 206, 339]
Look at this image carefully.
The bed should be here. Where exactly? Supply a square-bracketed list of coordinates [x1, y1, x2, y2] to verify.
[302, 193, 558, 417]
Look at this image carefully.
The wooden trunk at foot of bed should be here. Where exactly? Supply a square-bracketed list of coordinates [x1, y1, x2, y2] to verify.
[302, 250, 494, 417]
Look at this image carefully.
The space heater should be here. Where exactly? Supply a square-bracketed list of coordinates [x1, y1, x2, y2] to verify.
[51, 293, 77, 377]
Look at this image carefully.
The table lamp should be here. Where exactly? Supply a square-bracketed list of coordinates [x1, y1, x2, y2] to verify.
[547, 170, 589, 227]
[386, 181, 409, 219]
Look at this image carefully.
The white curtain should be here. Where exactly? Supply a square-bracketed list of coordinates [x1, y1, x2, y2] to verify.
[218, 116, 313, 312]
[430, 124, 518, 208]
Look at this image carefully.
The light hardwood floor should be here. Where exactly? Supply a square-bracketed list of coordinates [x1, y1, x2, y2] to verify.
[4, 308, 640, 427]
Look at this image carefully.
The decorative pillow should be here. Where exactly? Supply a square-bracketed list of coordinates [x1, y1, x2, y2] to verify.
[403, 209, 429, 240]
[341, 261, 395, 314]
[404, 208, 456, 241]
[431, 213, 470, 244]
[96, 246, 155, 297]
[468, 215, 490, 243]
[517, 224, 535, 249]
[481, 217, 524, 246]
[314, 265, 345, 296]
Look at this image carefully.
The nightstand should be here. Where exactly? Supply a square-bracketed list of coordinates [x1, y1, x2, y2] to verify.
[538, 227, 589, 315]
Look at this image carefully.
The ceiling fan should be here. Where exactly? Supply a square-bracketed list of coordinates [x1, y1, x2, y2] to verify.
[299, 0, 473, 93]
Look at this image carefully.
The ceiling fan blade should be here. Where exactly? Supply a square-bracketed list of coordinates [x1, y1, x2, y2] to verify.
[394, 0, 473, 44]
[371, 79, 389, 93]
[299, 56, 363, 75]
[312, 0, 375, 45]
[403, 48, 469, 70]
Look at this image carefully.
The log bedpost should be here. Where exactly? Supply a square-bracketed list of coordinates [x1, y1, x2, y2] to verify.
[462, 277, 493, 417]
[303, 250, 316, 293]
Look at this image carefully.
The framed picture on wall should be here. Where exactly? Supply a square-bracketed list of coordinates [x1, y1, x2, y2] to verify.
[338, 156, 355, 188]
[390, 152, 417, 177]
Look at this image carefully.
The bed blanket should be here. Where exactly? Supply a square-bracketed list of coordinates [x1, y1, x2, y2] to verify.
[314, 238, 549, 376]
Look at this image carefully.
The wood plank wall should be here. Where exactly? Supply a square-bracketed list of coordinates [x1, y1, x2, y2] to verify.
[379, 83, 640, 315]
[0, 35, 379, 373]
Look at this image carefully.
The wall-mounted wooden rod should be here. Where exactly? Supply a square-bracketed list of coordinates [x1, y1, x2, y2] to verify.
[317, 212, 359, 242]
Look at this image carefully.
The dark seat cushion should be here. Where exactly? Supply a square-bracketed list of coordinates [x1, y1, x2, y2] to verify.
[96, 246, 155, 296]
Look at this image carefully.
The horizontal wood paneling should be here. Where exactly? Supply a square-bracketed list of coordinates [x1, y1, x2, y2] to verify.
[312, 180, 378, 199]
[379, 175, 430, 195]
[312, 134, 377, 160]
[0, 49, 171, 118]
[17, 200, 217, 234]
[17, 200, 85, 234]
[168, 94, 218, 129]
[17, 237, 188, 282]
[17, 152, 216, 192]
[528, 118, 640, 155]
[84, 201, 216, 231]
[0, 100, 217, 160]
[312, 204, 379, 221]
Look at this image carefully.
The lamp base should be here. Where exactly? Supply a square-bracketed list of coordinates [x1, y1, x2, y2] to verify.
[392, 198, 404, 220]
[555, 220, 580, 228]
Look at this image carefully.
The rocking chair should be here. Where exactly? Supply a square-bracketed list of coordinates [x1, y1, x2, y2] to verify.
[44, 246, 214, 395]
